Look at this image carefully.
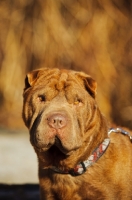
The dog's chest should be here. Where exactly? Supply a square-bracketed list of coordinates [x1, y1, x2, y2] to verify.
[50, 175, 81, 200]
[47, 174, 105, 200]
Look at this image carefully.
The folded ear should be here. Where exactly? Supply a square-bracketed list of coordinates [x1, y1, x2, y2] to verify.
[77, 72, 97, 98]
[24, 69, 42, 91]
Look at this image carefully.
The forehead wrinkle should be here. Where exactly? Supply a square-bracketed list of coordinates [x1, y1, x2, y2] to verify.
[56, 72, 68, 90]
[66, 73, 85, 89]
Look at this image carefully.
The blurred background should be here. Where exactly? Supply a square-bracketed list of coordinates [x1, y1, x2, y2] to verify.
[0, 0, 132, 185]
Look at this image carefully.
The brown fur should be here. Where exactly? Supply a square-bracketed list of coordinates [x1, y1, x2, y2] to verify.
[22, 68, 132, 200]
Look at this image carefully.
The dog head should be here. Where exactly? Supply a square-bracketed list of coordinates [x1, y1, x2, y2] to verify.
[22, 68, 98, 155]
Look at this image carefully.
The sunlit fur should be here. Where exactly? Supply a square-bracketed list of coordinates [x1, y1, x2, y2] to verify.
[23, 68, 132, 200]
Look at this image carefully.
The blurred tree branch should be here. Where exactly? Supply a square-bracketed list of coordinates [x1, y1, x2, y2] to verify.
[0, 0, 132, 129]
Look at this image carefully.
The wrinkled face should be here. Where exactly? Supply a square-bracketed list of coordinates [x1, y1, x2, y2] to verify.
[22, 68, 97, 155]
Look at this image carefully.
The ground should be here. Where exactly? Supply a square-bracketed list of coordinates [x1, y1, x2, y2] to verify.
[0, 128, 38, 184]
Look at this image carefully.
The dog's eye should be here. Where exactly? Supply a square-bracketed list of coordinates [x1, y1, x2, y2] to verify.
[74, 99, 82, 105]
[38, 95, 46, 102]
[74, 101, 80, 105]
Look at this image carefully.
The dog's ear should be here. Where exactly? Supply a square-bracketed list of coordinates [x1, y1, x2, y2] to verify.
[24, 69, 42, 91]
[84, 76, 97, 98]
[77, 72, 97, 98]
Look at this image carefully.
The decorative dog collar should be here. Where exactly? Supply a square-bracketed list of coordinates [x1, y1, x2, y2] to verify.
[50, 138, 110, 176]
[50, 128, 132, 176]
[108, 127, 132, 142]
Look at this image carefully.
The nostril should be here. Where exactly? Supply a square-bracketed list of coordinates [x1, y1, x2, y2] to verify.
[59, 120, 62, 124]
[47, 113, 67, 129]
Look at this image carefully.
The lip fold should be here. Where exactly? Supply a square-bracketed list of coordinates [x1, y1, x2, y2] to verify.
[54, 136, 69, 155]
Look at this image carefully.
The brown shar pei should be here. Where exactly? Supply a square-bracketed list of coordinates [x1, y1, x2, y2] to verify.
[22, 68, 132, 200]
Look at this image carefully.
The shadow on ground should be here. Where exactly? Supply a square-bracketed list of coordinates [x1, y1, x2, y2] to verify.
[0, 184, 40, 200]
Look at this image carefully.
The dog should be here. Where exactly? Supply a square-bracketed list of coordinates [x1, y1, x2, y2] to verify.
[22, 68, 132, 200]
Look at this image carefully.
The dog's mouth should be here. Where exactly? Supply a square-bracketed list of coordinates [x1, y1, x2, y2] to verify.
[34, 136, 70, 155]
[54, 136, 69, 155]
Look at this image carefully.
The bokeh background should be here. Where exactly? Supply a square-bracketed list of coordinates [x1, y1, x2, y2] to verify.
[0, 0, 132, 184]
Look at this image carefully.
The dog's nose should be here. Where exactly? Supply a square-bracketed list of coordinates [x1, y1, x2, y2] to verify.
[47, 113, 67, 129]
